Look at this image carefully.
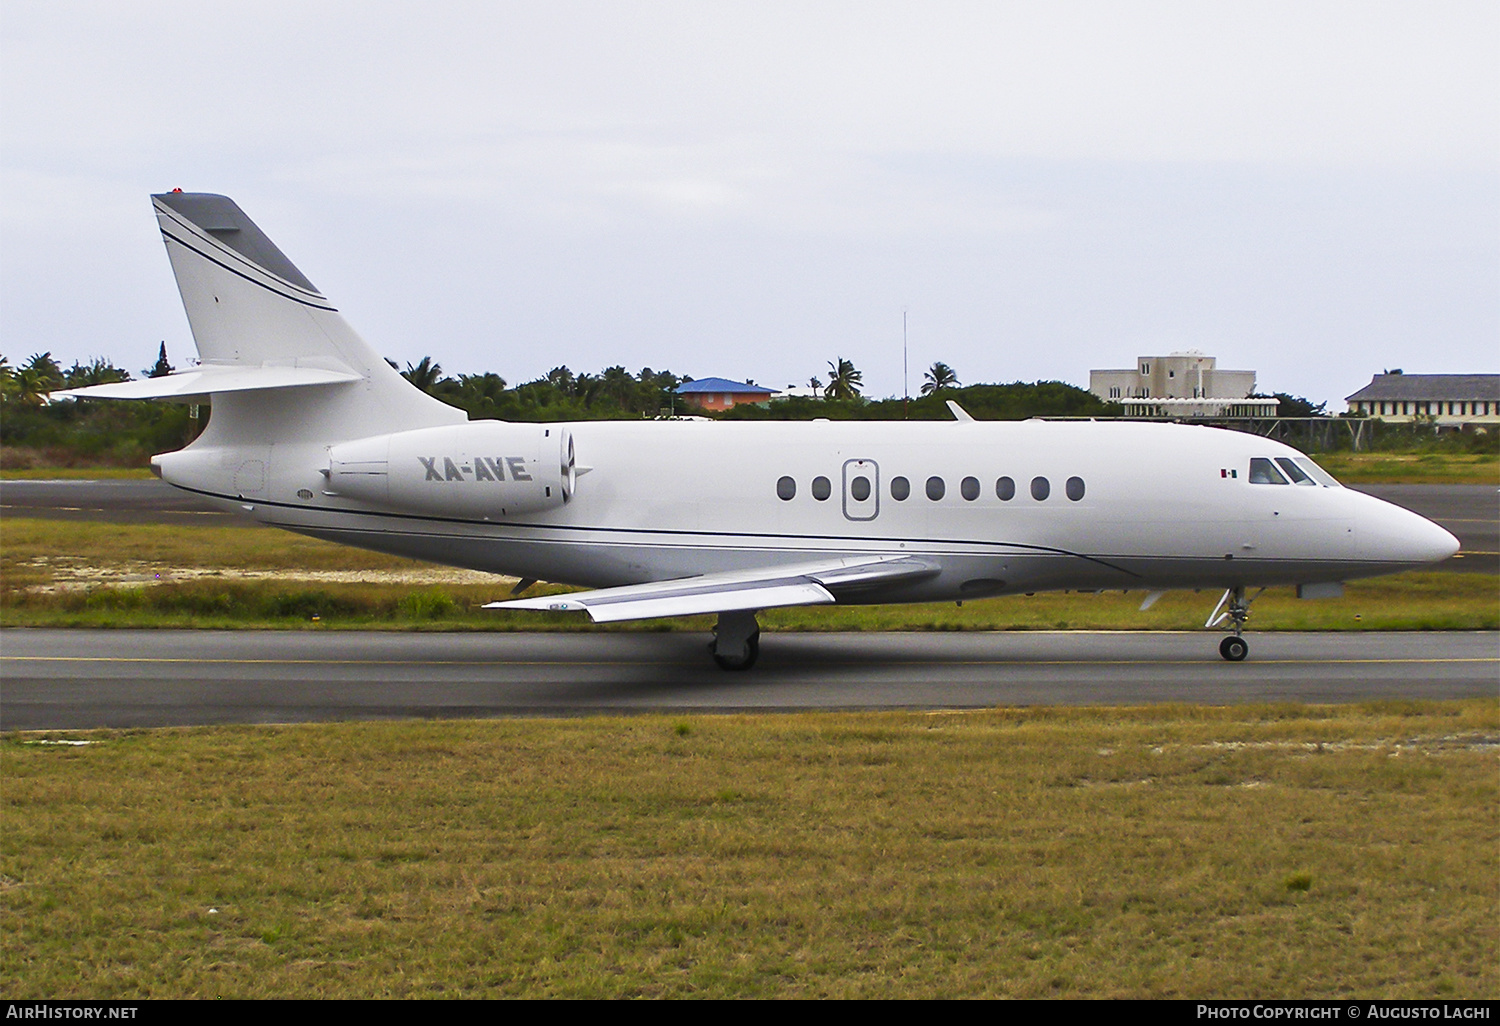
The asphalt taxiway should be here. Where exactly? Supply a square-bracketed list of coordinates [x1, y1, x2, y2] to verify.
[3, 629, 1495, 730]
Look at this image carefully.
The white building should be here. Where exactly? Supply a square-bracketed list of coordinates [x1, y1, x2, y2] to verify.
[1089, 351, 1265, 417]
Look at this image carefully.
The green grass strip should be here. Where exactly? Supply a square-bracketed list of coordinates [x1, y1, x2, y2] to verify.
[3, 701, 1494, 998]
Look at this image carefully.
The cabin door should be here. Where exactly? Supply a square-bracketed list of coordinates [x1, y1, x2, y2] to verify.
[842, 459, 879, 521]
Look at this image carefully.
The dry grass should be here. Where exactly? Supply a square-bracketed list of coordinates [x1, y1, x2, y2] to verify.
[2, 518, 1495, 631]
[2, 701, 1495, 998]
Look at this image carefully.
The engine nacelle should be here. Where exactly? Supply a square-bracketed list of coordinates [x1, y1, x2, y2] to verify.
[326, 422, 576, 517]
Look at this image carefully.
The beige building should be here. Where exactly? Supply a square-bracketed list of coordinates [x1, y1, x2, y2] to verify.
[1344, 373, 1500, 428]
[1090, 351, 1263, 417]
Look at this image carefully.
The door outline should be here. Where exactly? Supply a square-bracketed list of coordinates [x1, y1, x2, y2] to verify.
[842, 459, 879, 521]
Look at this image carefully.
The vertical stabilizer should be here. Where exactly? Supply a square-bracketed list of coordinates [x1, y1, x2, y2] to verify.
[151, 192, 463, 445]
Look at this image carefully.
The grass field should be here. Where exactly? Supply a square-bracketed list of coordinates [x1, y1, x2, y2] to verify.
[3, 701, 1494, 998]
[0, 466, 155, 480]
[1312, 452, 1498, 485]
[2, 518, 1495, 631]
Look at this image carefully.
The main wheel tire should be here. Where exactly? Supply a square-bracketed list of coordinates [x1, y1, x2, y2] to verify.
[711, 633, 760, 671]
[1219, 635, 1249, 662]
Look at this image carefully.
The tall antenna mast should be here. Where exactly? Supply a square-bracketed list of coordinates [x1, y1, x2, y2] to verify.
[902, 309, 909, 419]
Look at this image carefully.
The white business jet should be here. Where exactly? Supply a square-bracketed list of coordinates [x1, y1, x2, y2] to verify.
[54, 193, 1459, 669]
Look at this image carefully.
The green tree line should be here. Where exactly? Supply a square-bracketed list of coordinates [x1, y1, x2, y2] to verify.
[14, 348, 1475, 469]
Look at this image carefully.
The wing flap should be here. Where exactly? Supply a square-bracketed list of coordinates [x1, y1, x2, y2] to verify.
[486, 554, 938, 623]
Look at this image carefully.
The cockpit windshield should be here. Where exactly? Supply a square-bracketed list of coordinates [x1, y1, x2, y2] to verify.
[1249, 457, 1287, 484]
[1248, 455, 1342, 487]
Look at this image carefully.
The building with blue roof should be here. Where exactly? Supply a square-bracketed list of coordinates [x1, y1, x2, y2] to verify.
[675, 377, 777, 412]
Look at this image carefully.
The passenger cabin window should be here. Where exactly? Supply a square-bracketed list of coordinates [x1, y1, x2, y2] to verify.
[1248, 458, 1288, 484]
[926, 476, 945, 501]
[811, 476, 832, 500]
[1031, 476, 1050, 501]
[960, 476, 980, 501]
[850, 476, 871, 501]
[776, 476, 796, 500]
[1065, 476, 1085, 501]
[996, 476, 1015, 501]
[891, 476, 911, 500]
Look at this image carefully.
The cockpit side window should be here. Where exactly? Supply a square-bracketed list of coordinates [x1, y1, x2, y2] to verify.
[1274, 457, 1317, 485]
[1248, 457, 1288, 484]
[1292, 457, 1341, 487]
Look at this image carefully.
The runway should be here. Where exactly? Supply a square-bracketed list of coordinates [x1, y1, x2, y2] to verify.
[3, 628, 1495, 730]
[3, 477, 1495, 572]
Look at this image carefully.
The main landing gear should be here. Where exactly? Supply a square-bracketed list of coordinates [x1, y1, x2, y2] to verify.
[1206, 586, 1262, 662]
[710, 610, 760, 671]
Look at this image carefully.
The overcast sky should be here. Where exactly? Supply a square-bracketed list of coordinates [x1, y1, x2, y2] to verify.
[2, 1, 1495, 406]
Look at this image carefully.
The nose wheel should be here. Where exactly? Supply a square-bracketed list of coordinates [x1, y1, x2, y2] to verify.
[1207, 586, 1260, 661]
[1218, 635, 1249, 662]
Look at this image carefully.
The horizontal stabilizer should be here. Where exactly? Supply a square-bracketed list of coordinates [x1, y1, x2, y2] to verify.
[486, 554, 938, 623]
[48, 362, 363, 403]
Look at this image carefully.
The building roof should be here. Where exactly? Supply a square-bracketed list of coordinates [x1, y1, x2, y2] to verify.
[1345, 374, 1500, 402]
[675, 377, 776, 395]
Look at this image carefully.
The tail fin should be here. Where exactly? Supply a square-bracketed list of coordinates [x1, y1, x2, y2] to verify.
[150, 192, 463, 444]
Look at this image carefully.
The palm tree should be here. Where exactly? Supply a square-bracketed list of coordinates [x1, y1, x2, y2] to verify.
[598, 365, 637, 410]
[545, 366, 576, 395]
[455, 372, 507, 416]
[824, 358, 862, 401]
[402, 356, 444, 393]
[12, 352, 63, 403]
[65, 357, 131, 388]
[921, 361, 959, 395]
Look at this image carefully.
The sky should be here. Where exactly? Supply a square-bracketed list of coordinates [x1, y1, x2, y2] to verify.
[2, 0, 1495, 407]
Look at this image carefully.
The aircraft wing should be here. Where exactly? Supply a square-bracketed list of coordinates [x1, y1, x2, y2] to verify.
[485, 554, 939, 623]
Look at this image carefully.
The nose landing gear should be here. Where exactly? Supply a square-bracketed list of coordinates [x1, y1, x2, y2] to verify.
[1207, 586, 1261, 661]
[1218, 635, 1249, 662]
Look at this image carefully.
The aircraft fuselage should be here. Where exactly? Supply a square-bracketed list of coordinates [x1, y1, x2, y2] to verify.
[155, 416, 1455, 604]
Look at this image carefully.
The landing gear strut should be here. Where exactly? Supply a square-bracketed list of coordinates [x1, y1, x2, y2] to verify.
[710, 610, 760, 671]
[1206, 586, 1261, 662]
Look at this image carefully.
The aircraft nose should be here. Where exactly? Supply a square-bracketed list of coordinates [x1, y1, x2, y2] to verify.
[1359, 499, 1460, 568]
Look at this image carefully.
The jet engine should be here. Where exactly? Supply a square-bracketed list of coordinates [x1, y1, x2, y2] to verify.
[326, 422, 576, 517]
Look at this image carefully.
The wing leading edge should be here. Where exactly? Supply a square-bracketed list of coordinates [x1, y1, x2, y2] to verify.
[485, 554, 939, 623]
